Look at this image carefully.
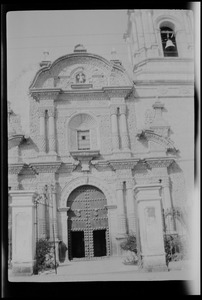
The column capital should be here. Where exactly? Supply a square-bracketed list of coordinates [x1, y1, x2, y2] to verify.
[38, 107, 46, 117]
[119, 104, 127, 115]
[126, 179, 135, 189]
[47, 107, 55, 117]
[110, 104, 118, 115]
[116, 180, 123, 190]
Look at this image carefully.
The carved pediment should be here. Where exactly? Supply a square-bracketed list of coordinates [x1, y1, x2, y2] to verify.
[29, 50, 132, 91]
[137, 129, 178, 154]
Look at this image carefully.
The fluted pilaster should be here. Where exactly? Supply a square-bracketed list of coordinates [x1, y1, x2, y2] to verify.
[38, 108, 46, 154]
[48, 107, 56, 154]
[119, 104, 130, 151]
[116, 181, 127, 235]
[110, 105, 120, 152]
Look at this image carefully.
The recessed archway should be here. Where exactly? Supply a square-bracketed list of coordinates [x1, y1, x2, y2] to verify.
[67, 184, 110, 260]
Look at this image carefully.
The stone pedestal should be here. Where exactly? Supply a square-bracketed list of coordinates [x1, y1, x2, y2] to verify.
[134, 184, 167, 271]
[9, 190, 38, 275]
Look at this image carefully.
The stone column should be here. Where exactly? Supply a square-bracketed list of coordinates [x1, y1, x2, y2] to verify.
[146, 159, 175, 234]
[58, 207, 70, 261]
[126, 179, 136, 233]
[162, 178, 175, 233]
[119, 104, 130, 151]
[48, 107, 56, 155]
[10, 190, 38, 275]
[123, 33, 134, 67]
[116, 181, 127, 236]
[38, 108, 46, 154]
[134, 10, 146, 59]
[49, 184, 58, 241]
[141, 10, 151, 50]
[110, 105, 119, 152]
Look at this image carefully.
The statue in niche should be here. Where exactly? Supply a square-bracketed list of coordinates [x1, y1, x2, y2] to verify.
[76, 72, 86, 84]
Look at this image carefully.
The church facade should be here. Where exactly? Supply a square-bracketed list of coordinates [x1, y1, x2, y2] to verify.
[8, 9, 194, 273]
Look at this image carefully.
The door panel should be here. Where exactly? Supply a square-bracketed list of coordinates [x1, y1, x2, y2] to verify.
[67, 185, 109, 260]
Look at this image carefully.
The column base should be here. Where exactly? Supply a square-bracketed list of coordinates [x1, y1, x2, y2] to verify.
[12, 260, 35, 276]
[140, 254, 168, 272]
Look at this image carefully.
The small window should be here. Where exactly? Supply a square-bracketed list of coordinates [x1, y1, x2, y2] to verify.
[160, 26, 178, 57]
[77, 130, 90, 150]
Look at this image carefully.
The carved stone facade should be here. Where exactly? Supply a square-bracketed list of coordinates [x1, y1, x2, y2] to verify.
[8, 10, 194, 268]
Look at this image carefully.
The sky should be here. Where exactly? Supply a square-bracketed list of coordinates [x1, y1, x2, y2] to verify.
[7, 10, 131, 134]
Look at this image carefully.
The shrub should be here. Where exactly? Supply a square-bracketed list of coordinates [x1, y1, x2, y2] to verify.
[164, 234, 188, 266]
[120, 234, 138, 265]
[120, 234, 137, 254]
[33, 239, 58, 274]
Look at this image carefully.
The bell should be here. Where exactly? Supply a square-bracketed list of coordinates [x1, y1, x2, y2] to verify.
[165, 39, 175, 49]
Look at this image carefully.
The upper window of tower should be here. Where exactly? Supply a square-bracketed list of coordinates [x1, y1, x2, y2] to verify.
[160, 26, 178, 57]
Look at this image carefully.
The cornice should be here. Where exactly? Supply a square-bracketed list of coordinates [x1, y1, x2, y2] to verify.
[29, 88, 61, 101]
[109, 159, 138, 171]
[8, 163, 27, 175]
[145, 157, 175, 169]
[29, 162, 62, 174]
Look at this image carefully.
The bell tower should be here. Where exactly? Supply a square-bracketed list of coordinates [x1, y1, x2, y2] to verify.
[124, 9, 194, 82]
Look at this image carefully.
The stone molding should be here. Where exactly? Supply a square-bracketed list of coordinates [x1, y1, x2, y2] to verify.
[145, 158, 174, 169]
[30, 162, 61, 174]
[8, 163, 27, 175]
[30, 88, 61, 101]
[47, 107, 55, 117]
[60, 175, 115, 207]
[109, 159, 138, 170]
[38, 107, 46, 117]
[137, 129, 177, 152]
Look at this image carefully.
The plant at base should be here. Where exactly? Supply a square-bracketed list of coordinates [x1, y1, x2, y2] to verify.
[120, 233, 138, 265]
[33, 239, 58, 274]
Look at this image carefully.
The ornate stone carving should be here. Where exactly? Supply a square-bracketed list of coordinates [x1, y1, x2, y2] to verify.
[145, 158, 174, 169]
[30, 162, 61, 174]
[110, 105, 118, 115]
[38, 135, 46, 153]
[109, 159, 138, 171]
[38, 107, 46, 117]
[48, 135, 56, 153]
[8, 163, 25, 175]
[119, 104, 127, 115]
[47, 107, 55, 117]
[30, 89, 61, 101]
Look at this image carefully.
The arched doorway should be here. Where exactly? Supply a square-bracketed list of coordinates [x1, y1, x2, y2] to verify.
[67, 185, 110, 260]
